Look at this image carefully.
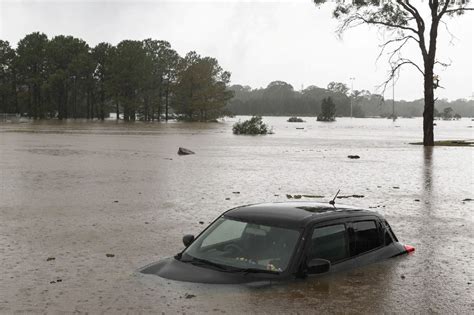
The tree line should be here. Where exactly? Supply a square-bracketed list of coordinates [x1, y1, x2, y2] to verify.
[226, 81, 473, 118]
[0, 33, 233, 121]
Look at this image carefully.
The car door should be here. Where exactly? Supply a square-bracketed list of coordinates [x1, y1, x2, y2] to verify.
[306, 219, 354, 274]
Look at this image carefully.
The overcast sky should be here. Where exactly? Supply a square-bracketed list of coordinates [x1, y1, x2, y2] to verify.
[1, 0, 472, 100]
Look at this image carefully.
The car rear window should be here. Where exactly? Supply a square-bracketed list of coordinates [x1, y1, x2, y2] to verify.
[351, 220, 382, 256]
[310, 224, 349, 263]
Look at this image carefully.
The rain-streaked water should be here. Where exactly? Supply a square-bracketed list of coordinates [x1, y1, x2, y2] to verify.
[0, 117, 472, 313]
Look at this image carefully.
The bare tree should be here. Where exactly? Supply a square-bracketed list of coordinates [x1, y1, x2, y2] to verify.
[314, 0, 473, 146]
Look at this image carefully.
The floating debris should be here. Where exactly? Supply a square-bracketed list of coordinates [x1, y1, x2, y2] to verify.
[462, 198, 473, 202]
[286, 194, 293, 199]
[232, 192, 240, 194]
[337, 195, 365, 199]
[184, 293, 196, 299]
[302, 195, 324, 198]
[288, 117, 304, 123]
[46, 257, 55, 262]
[347, 155, 360, 159]
[177, 147, 195, 155]
[410, 140, 473, 147]
[106, 254, 115, 258]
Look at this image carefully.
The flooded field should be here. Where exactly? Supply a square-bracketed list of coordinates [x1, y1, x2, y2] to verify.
[0, 117, 473, 313]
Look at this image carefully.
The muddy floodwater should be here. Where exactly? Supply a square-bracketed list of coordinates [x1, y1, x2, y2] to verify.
[0, 117, 473, 313]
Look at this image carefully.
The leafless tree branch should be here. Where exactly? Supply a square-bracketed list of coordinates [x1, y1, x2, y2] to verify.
[376, 35, 418, 64]
[377, 59, 424, 97]
[444, 7, 474, 14]
[434, 59, 452, 68]
[439, 20, 458, 46]
[338, 13, 418, 35]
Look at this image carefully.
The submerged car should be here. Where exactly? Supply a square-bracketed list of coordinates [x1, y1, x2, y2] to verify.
[140, 202, 414, 284]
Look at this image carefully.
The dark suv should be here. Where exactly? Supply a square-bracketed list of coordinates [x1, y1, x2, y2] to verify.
[140, 202, 414, 284]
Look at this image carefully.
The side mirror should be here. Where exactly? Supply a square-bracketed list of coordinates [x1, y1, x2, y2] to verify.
[307, 258, 331, 274]
[182, 234, 195, 247]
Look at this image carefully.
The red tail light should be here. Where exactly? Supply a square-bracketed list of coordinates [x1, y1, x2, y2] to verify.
[404, 244, 415, 254]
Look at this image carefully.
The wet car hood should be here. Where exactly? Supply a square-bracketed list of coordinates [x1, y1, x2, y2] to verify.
[139, 257, 280, 284]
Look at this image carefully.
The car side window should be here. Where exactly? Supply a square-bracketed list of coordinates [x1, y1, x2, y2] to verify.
[383, 219, 398, 244]
[350, 220, 382, 256]
[382, 220, 394, 245]
[309, 224, 349, 263]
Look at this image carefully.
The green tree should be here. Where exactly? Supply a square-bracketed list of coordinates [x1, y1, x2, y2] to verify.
[0, 40, 17, 114]
[106, 40, 151, 121]
[442, 107, 453, 120]
[317, 97, 336, 121]
[69, 49, 95, 119]
[327, 81, 349, 95]
[314, 0, 473, 145]
[45, 35, 91, 119]
[142, 39, 180, 121]
[233, 116, 269, 135]
[263, 81, 295, 114]
[15, 32, 49, 118]
[91, 42, 113, 120]
[174, 51, 233, 121]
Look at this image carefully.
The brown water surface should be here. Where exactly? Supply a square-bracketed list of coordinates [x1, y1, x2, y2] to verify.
[0, 117, 473, 313]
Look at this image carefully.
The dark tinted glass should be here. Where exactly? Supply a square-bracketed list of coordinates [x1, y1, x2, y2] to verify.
[351, 220, 382, 256]
[383, 220, 398, 243]
[310, 224, 348, 263]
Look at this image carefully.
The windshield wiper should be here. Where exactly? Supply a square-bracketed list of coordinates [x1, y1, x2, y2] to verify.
[237, 268, 280, 275]
[180, 257, 231, 271]
[180, 257, 280, 275]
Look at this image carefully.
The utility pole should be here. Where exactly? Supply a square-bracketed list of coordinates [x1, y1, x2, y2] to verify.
[349, 77, 355, 118]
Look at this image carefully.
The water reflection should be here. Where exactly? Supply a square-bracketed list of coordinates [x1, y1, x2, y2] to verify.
[423, 146, 434, 198]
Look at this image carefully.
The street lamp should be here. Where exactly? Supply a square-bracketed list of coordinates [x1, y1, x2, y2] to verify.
[349, 77, 355, 118]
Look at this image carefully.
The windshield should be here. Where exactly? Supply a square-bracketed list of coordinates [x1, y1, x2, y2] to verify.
[181, 217, 301, 272]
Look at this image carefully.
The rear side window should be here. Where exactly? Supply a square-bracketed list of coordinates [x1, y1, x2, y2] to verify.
[383, 220, 398, 244]
[350, 220, 382, 256]
[310, 224, 349, 263]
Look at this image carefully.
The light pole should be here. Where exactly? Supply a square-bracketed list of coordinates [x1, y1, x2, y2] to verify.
[349, 77, 355, 118]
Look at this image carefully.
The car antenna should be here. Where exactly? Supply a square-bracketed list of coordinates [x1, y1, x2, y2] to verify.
[329, 189, 340, 206]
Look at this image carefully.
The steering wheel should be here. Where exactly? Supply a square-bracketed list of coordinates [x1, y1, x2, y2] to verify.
[223, 243, 243, 256]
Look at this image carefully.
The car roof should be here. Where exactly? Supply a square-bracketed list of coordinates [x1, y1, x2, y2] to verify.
[223, 201, 382, 229]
